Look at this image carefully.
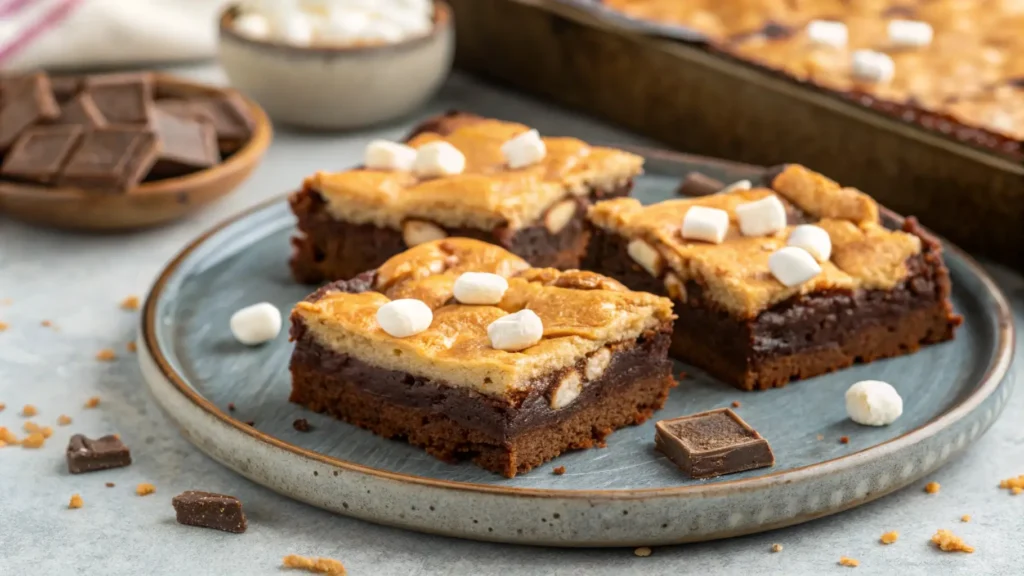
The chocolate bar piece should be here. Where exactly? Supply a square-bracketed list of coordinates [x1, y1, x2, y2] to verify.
[0, 73, 59, 153]
[655, 408, 774, 479]
[1, 125, 83, 184]
[49, 76, 82, 103]
[84, 73, 154, 125]
[59, 127, 158, 191]
[171, 491, 247, 534]
[54, 92, 107, 129]
[150, 107, 218, 179]
[675, 172, 725, 197]
[167, 93, 253, 155]
[66, 434, 132, 474]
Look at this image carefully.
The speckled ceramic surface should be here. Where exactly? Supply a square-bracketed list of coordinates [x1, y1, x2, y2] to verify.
[139, 150, 1014, 546]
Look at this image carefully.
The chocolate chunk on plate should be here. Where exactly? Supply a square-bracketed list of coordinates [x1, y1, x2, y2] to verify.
[83, 72, 154, 125]
[655, 408, 774, 479]
[66, 433, 132, 474]
[172, 491, 247, 534]
[0, 73, 60, 153]
[59, 127, 159, 192]
[150, 107, 219, 179]
[675, 172, 725, 197]
[1, 125, 83, 185]
[53, 92, 108, 129]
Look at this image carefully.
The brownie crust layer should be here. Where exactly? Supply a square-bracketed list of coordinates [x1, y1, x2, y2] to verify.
[290, 182, 632, 284]
[583, 218, 961, 391]
[290, 321, 675, 478]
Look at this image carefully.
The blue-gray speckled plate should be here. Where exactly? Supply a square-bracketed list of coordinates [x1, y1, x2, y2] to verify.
[139, 148, 1014, 547]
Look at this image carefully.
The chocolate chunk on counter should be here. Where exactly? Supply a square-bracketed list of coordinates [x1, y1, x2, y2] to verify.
[66, 433, 132, 474]
[172, 491, 247, 534]
[84, 73, 154, 125]
[150, 107, 219, 179]
[0, 73, 60, 153]
[1, 125, 83, 184]
[53, 93, 108, 129]
[676, 172, 725, 197]
[59, 127, 158, 191]
[655, 408, 774, 479]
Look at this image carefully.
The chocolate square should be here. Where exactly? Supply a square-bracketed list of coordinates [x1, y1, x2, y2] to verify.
[1, 125, 83, 184]
[59, 127, 159, 192]
[655, 408, 774, 479]
[49, 75, 82, 103]
[83, 72, 154, 126]
[171, 491, 247, 534]
[53, 92, 108, 129]
[66, 434, 132, 474]
[150, 107, 219, 179]
[161, 93, 253, 155]
[675, 172, 725, 197]
[0, 73, 60, 153]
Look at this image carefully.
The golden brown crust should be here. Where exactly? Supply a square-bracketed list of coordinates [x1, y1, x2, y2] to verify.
[292, 238, 675, 398]
[310, 119, 644, 231]
[588, 164, 922, 318]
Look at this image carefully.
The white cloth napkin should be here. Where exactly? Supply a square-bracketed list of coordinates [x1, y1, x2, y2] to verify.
[0, 0, 231, 72]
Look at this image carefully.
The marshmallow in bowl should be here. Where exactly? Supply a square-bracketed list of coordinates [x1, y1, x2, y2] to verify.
[234, 0, 435, 47]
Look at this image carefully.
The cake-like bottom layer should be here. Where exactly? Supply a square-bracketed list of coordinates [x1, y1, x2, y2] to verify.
[289, 324, 675, 478]
[583, 221, 961, 391]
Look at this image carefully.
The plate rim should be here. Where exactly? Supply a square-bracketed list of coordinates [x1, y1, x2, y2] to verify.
[141, 147, 1015, 501]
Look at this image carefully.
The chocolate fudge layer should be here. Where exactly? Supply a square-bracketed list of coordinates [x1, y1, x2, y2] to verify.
[289, 113, 643, 283]
[586, 164, 961, 390]
[289, 238, 676, 477]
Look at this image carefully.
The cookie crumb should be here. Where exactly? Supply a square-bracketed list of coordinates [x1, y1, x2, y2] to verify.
[21, 404, 37, 417]
[136, 483, 156, 496]
[838, 557, 859, 567]
[41, 320, 52, 327]
[880, 531, 898, 544]
[58, 415, 72, 426]
[961, 515, 971, 522]
[120, 296, 140, 311]
[84, 397, 101, 409]
[678, 371, 687, 381]
[1013, 487, 1023, 495]
[925, 481, 940, 494]
[731, 401, 741, 408]
[553, 466, 566, 475]
[22, 432, 45, 449]
[106, 482, 115, 488]
[96, 349, 117, 362]
[126, 341, 137, 353]
[0, 402, 5, 412]
[68, 494, 83, 509]
[771, 543, 783, 553]
[0, 426, 17, 445]
[41, 426, 53, 439]
[634, 547, 652, 557]
[227, 403, 236, 411]
[816, 434, 824, 441]
[293, 418, 312, 432]
[0, 321, 8, 331]
[998, 474, 1024, 493]
[931, 529, 974, 553]
[245, 420, 255, 426]
[840, 436, 850, 444]
[23, 421, 40, 433]
[282, 554, 347, 575]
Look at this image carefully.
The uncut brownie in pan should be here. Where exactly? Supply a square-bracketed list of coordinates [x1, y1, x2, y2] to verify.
[289, 112, 644, 284]
[289, 238, 676, 478]
[585, 164, 962, 391]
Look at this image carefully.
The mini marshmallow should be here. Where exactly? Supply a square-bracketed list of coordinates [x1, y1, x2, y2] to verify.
[413, 141, 466, 178]
[453, 272, 509, 305]
[736, 195, 787, 237]
[365, 140, 417, 171]
[233, 13, 272, 40]
[888, 19, 933, 49]
[230, 302, 282, 346]
[274, 12, 315, 46]
[787, 224, 832, 262]
[316, 9, 370, 42]
[626, 239, 664, 277]
[845, 380, 903, 426]
[719, 179, 752, 194]
[807, 20, 848, 48]
[487, 309, 544, 351]
[681, 206, 730, 244]
[358, 19, 406, 44]
[851, 50, 895, 83]
[501, 129, 547, 169]
[376, 299, 433, 338]
[768, 246, 822, 287]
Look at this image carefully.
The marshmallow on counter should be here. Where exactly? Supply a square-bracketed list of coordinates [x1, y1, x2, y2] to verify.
[681, 206, 730, 244]
[453, 272, 509, 305]
[736, 195, 787, 237]
[376, 299, 433, 338]
[488, 309, 544, 351]
[787, 224, 832, 262]
[851, 50, 895, 83]
[501, 129, 547, 169]
[413, 141, 466, 178]
[845, 380, 903, 426]
[230, 303, 282, 346]
[233, 13, 272, 40]
[888, 19, 934, 49]
[807, 20, 848, 49]
[365, 140, 417, 171]
[768, 246, 822, 287]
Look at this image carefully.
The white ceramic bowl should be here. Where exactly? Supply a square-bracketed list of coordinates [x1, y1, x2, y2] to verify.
[217, 2, 454, 130]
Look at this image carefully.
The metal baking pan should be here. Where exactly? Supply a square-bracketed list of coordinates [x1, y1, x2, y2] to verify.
[448, 0, 1024, 269]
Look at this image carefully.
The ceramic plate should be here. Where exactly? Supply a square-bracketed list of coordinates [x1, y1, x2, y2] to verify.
[139, 148, 1014, 546]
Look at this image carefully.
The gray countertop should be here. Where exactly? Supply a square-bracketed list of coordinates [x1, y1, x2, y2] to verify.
[1, 66, 1022, 576]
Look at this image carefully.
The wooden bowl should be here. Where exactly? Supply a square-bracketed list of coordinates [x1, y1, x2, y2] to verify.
[0, 74, 272, 232]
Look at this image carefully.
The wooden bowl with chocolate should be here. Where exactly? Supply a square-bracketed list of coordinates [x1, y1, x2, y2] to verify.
[0, 71, 271, 231]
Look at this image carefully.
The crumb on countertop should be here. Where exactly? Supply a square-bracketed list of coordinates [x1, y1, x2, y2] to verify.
[282, 554, 347, 575]
[105, 482, 115, 488]
[0, 402, 5, 412]
[840, 436, 850, 444]
[21, 404, 37, 417]
[771, 543, 783, 553]
[23, 421, 40, 433]
[0, 426, 17, 445]
[120, 296, 140, 311]
[931, 529, 974, 553]
[41, 320, 52, 327]
[127, 341, 137, 353]
[880, 531, 899, 544]
[839, 557, 859, 567]
[96, 349, 117, 362]
[41, 426, 53, 438]
[0, 321, 8, 331]
[58, 415, 72, 426]
[553, 466, 566, 476]
[84, 397, 101, 409]
[634, 547, 652, 557]
[136, 483, 156, 496]
[961, 515, 971, 522]
[999, 474, 1024, 493]
[69, 494, 83, 509]
[21, 432, 45, 449]
[925, 481, 941, 494]
[731, 401, 741, 408]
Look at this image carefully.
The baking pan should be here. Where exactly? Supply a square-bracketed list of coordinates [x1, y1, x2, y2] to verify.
[448, 0, 1024, 269]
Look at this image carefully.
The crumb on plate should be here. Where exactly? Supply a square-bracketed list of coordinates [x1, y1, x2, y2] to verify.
[106, 482, 115, 488]
[136, 483, 156, 496]
[84, 397, 101, 409]
[839, 557, 859, 567]
[731, 401, 741, 408]
[925, 481, 940, 494]
[553, 466, 566, 475]
[282, 554, 346, 575]
[771, 543, 783, 553]
[127, 341, 137, 353]
[228, 403, 236, 411]
[880, 531, 898, 544]
[120, 296, 140, 311]
[840, 436, 850, 444]
[816, 434, 824, 441]
[69, 494, 83, 509]
[96, 349, 117, 362]
[931, 529, 974, 553]
[22, 432, 45, 449]
[58, 415, 72, 426]
[21, 404, 37, 417]
[634, 547, 652, 557]
[293, 418, 312, 432]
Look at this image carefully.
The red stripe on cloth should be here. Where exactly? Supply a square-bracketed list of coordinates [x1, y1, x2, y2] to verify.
[0, 0, 38, 19]
[0, 0, 85, 67]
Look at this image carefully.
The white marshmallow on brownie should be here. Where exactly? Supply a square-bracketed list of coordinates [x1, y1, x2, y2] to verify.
[413, 141, 466, 178]
[488, 309, 544, 351]
[453, 272, 509, 305]
[377, 299, 433, 338]
[681, 206, 730, 244]
[502, 129, 547, 169]
[851, 50, 895, 83]
[768, 246, 822, 287]
[888, 19, 933, 49]
[787, 224, 832, 262]
[365, 140, 417, 171]
[806, 20, 848, 49]
[736, 195, 787, 237]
